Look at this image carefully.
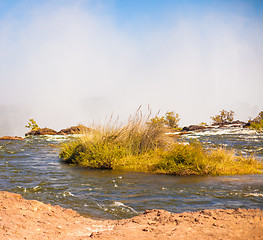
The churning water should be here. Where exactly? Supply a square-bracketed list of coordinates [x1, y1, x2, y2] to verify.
[0, 128, 262, 220]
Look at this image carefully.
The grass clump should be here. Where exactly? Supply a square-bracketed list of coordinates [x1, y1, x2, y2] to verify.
[60, 111, 263, 176]
[60, 110, 171, 169]
[150, 143, 262, 175]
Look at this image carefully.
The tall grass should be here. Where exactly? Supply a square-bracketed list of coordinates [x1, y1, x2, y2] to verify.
[60, 111, 263, 176]
[60, 110, 171, 168]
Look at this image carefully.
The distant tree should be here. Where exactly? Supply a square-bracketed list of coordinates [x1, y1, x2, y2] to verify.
[210, 109, 234, 125]
[247, 111, 263, 131]
[148, 111, 180, 129]
[164, 111, 180, 129]
[252, 111, 263, 122]
[25, 119, 39, 131]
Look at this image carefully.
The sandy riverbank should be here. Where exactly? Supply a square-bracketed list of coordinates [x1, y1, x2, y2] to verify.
[0, 191, 262, 239]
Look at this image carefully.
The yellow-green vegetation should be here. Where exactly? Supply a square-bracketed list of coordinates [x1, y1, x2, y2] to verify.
[149, 111, 180, 129]
[249, 120, 263, 131]
[247, 111, 263, 131]
[211, 109, 234, 125]
[60, 112, 263, 176]
[25, 118, 39, 131]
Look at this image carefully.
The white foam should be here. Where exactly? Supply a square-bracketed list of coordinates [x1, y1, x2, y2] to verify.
[183, 128, 258, 137]
[32, 185, 41, 191]
[81, 183, 91, 186]
[114, 201, 125, 207]
[28, 134, 80, 142]
[245, 193, 263, 197]
[17, 186, 27, 192]
[113, 201, 137, 213]
[63, 191, 75, 197]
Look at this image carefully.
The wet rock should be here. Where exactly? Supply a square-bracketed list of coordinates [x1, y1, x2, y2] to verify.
[212, 120, 247, 128]
[0, 136, 24, 140]
[182, 125, 206, 131]
[227, 120, 247, 128]
[243, 122, 251, 128]
[231, 120, 246, 125]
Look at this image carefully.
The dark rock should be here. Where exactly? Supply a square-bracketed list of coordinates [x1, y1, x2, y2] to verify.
[243, 122, 251, 128]
[25, 125, 90, 136]
[57, 125, 90, 135]
[25, 128, 58, 136]
[231, 120, 246, 125]
[182, 125, 206, 132]
[212, 120, 247, 128]
[182, 127, 188, 131]
[0, 136, 24, 140]
[228, 120, 247, 128]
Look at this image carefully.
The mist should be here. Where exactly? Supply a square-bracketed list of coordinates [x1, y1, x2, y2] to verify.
[0, 1, 262, 136]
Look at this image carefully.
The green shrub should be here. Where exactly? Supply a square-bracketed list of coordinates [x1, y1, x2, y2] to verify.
[249, 120, 263, 131]
[150, 143, 262, 176]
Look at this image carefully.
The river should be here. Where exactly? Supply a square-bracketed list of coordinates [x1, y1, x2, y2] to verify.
[0, 128, 262, 219]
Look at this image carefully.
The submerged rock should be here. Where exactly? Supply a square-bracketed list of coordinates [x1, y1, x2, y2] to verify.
[0, 136, 24, 140]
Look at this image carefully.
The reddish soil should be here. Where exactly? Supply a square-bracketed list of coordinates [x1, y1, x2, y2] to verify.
[0, 191, 262, 240]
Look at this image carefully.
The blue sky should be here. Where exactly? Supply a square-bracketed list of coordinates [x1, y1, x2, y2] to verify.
[1, 0, 263, 28]
[0, 0, 263, 135]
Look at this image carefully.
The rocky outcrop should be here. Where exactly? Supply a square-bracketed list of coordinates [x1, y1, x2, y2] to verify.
[25, 128, 58, 136]
[57, 125, 90, 135]
[182, 120, 248, 132]
[243, 122, 251, 128]
[0, 136, 24, 140]
[212, 120, 247, 127]
[25, 125, 91, 136]
[231, 120, 247, 125]
[182, 125, 207, 132]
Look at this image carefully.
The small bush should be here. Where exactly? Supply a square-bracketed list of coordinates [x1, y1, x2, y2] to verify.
[25, 118, 39, 131]
[248, 119, 263, 131]
[149, 111, 180, 129]
[211, 109, 234, 125]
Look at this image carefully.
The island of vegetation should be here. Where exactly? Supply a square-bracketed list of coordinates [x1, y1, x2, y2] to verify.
[245, 111, 263, 131]
[59, 109, 263, 176]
